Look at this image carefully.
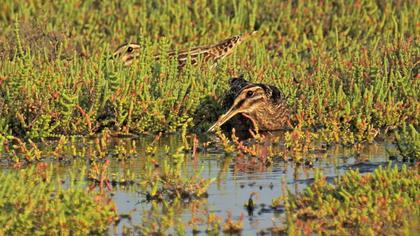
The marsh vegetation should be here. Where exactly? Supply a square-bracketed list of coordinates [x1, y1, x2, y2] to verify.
[0, 0, 419, 235]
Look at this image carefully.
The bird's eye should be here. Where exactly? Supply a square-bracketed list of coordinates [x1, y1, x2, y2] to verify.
[127, 46, 134, 53]
[246, 91, 254, 97]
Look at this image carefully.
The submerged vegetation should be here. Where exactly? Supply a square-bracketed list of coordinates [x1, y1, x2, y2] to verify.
[284, 164, 420, 235]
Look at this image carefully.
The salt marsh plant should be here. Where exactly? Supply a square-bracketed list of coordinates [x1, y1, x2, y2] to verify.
[393, 123, 420, 161]
[284, 165, 420, 235]
[141, 149, 215, 202]
[0, 0, 417, 146]
[134, 199, 188, 235]
[0, 165, 117, 235]
[0, 1, 419, 233]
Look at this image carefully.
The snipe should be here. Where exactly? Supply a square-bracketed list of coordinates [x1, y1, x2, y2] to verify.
[112, 31, 257, 67]
[208, 75, 290, 132]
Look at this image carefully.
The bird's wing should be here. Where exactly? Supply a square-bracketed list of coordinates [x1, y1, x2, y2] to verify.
[256, 83, 283, 104]
[171, 36, 239, 66]
[221, 75, 251, 109]
[168, 32, 257, 66]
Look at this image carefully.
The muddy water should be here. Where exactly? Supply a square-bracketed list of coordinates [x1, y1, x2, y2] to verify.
[44, 135, 396, 235]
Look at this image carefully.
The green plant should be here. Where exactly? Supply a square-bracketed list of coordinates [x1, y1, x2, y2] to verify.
[393, 123, 420, 161]
[0, 165, 117, 235]
[0, 0, 417, 145]
[141, 155, 215, 202]
[284, 165, 420, 235]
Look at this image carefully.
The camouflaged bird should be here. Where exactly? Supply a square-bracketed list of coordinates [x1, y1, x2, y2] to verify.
[208, 75, 290, 132]
[112, 31, 257, 67]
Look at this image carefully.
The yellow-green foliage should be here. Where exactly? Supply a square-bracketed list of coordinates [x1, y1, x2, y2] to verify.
[0, 0, 418, 144]
[394, 123, 420, 161]
[141, 146, 215, 201]
[286, 165, 420, 235]
[0, 166, 116, 235]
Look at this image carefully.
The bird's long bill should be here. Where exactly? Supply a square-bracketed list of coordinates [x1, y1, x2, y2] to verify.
[207, 107, 241, 132]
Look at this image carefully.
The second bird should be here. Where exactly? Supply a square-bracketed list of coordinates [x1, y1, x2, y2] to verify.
[112, 31, 257, 67]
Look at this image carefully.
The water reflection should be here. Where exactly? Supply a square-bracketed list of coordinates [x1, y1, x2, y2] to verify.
[114, 135, 393, 234]
[7, 134, 396, 235]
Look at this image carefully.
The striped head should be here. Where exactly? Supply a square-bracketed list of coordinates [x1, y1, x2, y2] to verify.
[208, 84, 279, 132]
[112, 43, 141, 66]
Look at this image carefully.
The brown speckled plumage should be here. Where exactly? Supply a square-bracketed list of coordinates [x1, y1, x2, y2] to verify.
[209, 76, 290, 132]
[113, 32, 257, 67]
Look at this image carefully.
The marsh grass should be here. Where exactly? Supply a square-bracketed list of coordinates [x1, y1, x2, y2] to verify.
[284, 164, 420, 235]
[393, 123, 420, 161]
[0, 1, 419, 234]
[0, 135, 217, 234]
[0, 164, 116, 235]
[0, 0, 418, 146]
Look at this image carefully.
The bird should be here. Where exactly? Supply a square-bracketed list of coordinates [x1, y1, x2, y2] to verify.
[112, 31, 257, 67]
[208, 75, 290, 132]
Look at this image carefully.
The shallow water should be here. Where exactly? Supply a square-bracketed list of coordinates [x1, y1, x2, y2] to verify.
[4, 134, 397, 235]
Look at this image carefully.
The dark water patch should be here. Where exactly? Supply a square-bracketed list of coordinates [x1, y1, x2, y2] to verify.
[338, 160, 391, 173]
